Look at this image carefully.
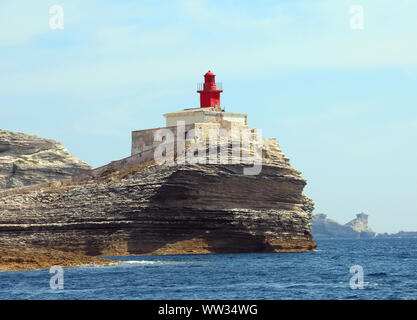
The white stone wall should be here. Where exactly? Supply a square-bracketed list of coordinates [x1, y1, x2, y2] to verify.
[165, 112, 206, 127]
[164, 109, 247, 127]
[222, 113, 246, 125]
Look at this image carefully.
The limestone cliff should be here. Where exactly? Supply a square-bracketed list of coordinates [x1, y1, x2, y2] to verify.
[0, 137, 316, 258]
[345, 213, 375, 236]
[312, 213, 375, 238]
[0, 129, 91, 188]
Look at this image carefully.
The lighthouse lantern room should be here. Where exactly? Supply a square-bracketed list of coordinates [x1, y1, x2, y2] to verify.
[197, 71, 223, 108]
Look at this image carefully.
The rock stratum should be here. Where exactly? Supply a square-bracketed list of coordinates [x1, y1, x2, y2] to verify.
[0, 134, 316, 267]
[0, 129, 91, 189]
[312, 213, 375, 238]
[0, 246, 115, 272]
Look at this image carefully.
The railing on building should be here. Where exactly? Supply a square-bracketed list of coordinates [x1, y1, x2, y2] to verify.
[197, 82, 223, 91]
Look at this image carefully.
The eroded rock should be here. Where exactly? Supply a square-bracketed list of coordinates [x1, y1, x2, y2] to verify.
[0, 129, 91, 188]
[0, 136, 317, 257]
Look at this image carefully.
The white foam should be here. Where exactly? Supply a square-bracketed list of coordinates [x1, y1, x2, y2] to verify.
[122, 260, 162, 265]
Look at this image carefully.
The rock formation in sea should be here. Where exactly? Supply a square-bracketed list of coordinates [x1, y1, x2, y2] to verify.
[0, 137, 316, 257]
[312, 213, 376, 238]
[0, 71, 317, 267]
[376, 231, 417, 238]
[0, 129, 91, 188]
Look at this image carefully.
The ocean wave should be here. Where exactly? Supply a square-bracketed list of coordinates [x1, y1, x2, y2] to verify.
[78, 262, 121, 268]
[119, 260, 195, 265]
[368, 272, 388, 277]
[122, 260, 164, 265]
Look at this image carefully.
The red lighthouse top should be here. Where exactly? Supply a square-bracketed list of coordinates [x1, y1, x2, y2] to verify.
[197, 70, 223, 108]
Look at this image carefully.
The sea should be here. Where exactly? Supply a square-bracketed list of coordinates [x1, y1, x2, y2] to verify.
[0, 238, 416, 300]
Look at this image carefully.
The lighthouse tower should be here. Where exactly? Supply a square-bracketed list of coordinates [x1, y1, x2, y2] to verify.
[132, 70, 249, 155]
[197, 71, 223, 108]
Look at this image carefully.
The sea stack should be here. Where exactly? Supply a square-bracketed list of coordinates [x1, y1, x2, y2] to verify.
[312, 213, 376, 238]
[0, 71, 316, 259]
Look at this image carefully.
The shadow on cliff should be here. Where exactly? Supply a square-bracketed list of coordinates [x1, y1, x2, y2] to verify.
[125, 165, 310, 255]
[126, 168, 276, 255]
[126, 213, 276, 255]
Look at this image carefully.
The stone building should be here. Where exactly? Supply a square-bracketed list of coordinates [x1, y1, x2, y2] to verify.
[131, 71, 254, 159]
[75, 70, 263, 180]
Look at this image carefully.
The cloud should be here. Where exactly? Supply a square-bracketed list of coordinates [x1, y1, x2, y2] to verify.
[179, 0, 294, 30]
[1, 0, 417, 100]
[0, 1, 49, 46]
[280, 103, 371, 127]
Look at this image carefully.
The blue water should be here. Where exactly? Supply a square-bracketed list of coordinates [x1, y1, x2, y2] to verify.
[0, 238, 416, 300]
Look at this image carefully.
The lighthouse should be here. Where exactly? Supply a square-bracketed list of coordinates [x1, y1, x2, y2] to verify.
[197, 71, 223, 108]
[131, 70, 249, 155]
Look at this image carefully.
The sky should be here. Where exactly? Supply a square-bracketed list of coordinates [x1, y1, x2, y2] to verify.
[1, 0, 416, 233]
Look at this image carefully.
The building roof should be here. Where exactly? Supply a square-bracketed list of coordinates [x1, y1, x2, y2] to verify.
[163, 107, 247, 118]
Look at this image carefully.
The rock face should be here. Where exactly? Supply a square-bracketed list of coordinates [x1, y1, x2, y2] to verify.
[0, 130, 91, 188]
[0, 246, 114, 272]
[377, 231, 417, 238]
[312, 213, 375, 238]
[0, 137, 316, 257]
[345, 213, 375, 236]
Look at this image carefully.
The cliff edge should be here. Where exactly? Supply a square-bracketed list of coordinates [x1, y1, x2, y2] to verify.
[0, 136, 316, 262]
[0, 129, 91, 188]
